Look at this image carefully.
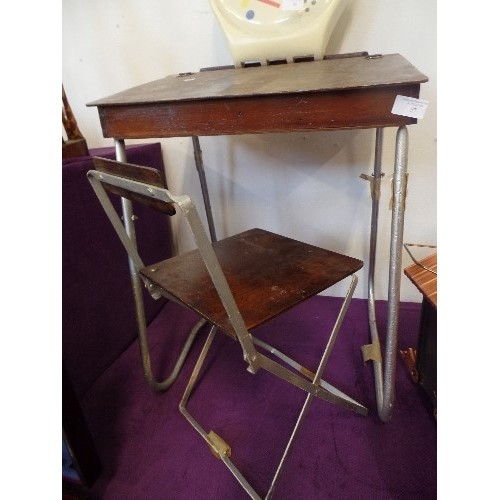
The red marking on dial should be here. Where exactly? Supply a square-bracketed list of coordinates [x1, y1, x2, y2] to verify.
[258, 0, 281, 7]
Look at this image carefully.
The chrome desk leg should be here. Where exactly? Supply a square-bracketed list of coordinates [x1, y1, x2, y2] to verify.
[192, 136, 217, 242]
[115, 139, 205, 391]
[382, 125, 409, 421]
[364, 126, 409, 422]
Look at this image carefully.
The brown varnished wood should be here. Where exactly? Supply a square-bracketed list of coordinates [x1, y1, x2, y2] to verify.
[93, 157, 176, 215]
[87, 54, 428, 139]
[140, 228, 363, 339]
[404, 253, 437, 308]
[93, 156, 167, 186]
[63, 85, 89, 158]
[96, 85, 420, 139]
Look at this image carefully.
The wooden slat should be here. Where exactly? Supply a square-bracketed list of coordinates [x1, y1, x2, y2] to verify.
[93, 157, 166, 186]
[92, 157, 176, 216]
[140, 228, 363, 339]
[404, 253, 437, 308]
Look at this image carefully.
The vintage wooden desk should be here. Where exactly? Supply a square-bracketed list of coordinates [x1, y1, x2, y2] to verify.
[88, 52, 428, 421]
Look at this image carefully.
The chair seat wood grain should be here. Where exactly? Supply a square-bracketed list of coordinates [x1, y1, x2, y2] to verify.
[141, 228, 363, 338]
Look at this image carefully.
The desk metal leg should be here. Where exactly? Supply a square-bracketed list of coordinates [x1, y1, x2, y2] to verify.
[192, 136, 217, 242]
[114, 139, 205, 391]
[365, 126, 409, 421]
[366, 128, 385, 412]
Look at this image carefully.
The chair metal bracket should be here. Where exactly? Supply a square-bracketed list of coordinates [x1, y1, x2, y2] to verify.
[361, 340, 382, 364]
[360, 172, 385, 201]
[208, 430, 232, 459]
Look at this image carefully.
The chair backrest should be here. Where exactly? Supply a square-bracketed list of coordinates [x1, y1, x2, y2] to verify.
[88, 157, 259, 369]
[92, 156, 176, 216]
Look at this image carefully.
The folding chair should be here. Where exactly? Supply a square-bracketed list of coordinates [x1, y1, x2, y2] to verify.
[87, 157, 368, 500]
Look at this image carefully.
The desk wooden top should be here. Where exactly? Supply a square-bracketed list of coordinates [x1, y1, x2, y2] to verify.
[89, 53, 427, 107]
[88, 53, 428, 138]
[404, 253, 437, 308]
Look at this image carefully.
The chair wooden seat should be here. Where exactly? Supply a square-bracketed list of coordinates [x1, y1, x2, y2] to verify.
[141, 228, 363, 338]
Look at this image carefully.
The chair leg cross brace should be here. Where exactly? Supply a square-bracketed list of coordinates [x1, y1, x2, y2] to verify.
[179, 276, 367, 499]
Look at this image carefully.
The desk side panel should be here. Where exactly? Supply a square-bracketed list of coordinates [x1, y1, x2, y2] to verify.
[97, 85, 420, 138]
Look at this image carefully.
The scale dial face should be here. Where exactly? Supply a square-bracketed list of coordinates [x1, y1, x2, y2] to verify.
[213, 0, 332, 31]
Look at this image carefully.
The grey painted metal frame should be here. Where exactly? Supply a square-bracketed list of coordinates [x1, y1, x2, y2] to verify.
[192, 136, 217, 243]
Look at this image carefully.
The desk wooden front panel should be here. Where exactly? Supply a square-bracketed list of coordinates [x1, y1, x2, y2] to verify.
[97, 84, 420, 139]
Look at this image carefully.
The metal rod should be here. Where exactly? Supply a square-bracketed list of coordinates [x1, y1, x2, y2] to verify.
[313, 275, 358, 384]
[192, 136, 217, 242]
[265, 393, 314, 500]
[366, 126, 409, 421]
[366, 128, 385, 414]
[114, 139, 202, 391]
[179, 324, 218, 414]
[265, 275, 360, 499]
[179, 325, 262, 500]
[177, 195, 260, 371]
[380, 125, 409, 422]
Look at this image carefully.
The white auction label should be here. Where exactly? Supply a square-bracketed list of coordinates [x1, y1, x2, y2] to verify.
[391, 95, 429, 119]
[281, 0, 304, 11]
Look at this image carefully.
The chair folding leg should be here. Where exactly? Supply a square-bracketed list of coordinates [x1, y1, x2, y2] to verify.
[179, 275, 367, 500]
[255, 275, 367, 415]
[179, 324, 263, 500]
[252, 275, 366, 414]
[262, 275, 365, 499]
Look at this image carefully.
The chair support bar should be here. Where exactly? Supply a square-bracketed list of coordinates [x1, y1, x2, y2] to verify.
[252, 338, 363, 410]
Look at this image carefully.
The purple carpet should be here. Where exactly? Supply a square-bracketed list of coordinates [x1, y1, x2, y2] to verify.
[81, 296, 436, 499]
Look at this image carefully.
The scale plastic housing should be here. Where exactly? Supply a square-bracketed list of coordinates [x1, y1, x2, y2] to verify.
[210, 0, 348, 67]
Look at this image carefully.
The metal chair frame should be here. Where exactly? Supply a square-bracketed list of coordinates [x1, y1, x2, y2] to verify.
[87, 159, 367, 499]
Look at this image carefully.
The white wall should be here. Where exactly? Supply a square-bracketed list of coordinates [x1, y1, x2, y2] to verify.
[62, 0, 436, 302]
